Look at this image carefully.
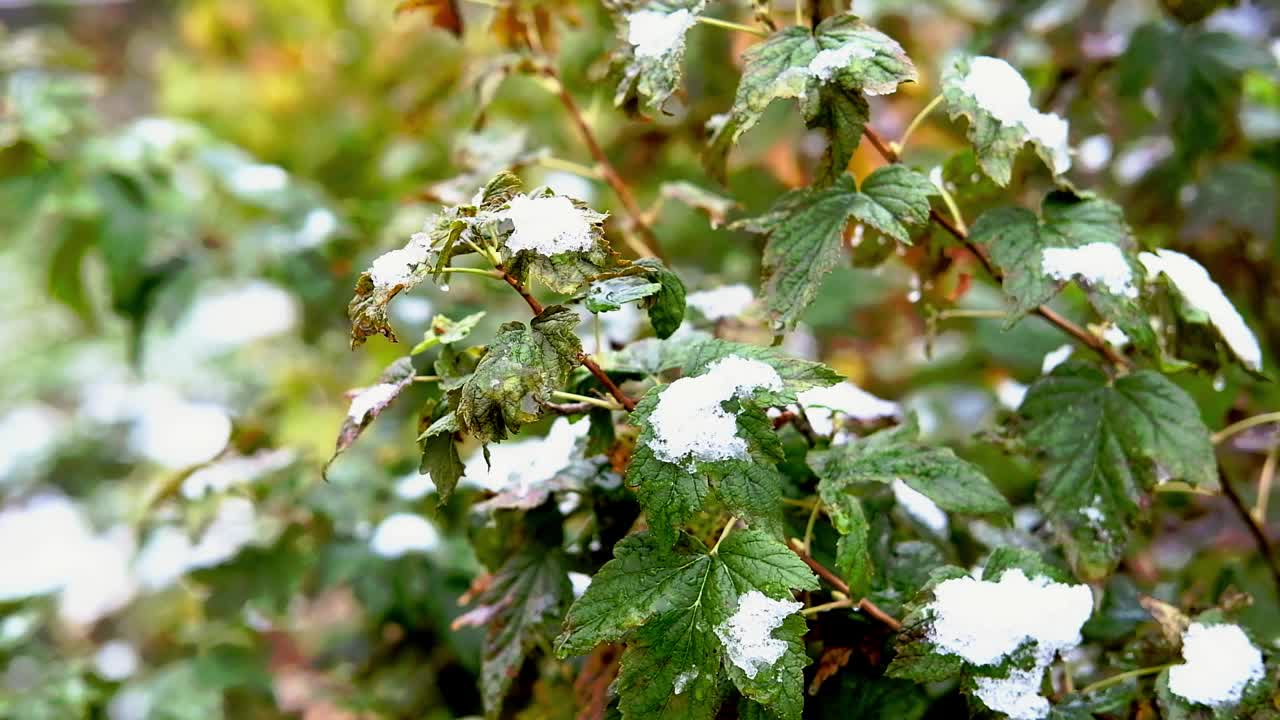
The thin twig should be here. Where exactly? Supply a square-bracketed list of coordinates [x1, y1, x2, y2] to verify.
[541, 400, 596, 415]
[801, 598, 854, 616]
[1078, 664, 1173, 695]
[1255, 444, 1278, 523]
[711, 516, 739, 554]
[893, 94, 943, 154]
[541, 68, 666, 261]
[550, 390, 619, 411]
[787, 539, 902, 630]
[1219, 465, 1280, 599]
[696, 15, 767, 36]
[861, 126, 1130, 370]
[1212, 411, 1280, 445]
[497, 267, 639, 412]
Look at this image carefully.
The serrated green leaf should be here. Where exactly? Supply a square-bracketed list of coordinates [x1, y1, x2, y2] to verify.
[705, 15, 915, 181]
[734, 168, 933, 330]
[627, 443, 710, 548]
[808, 85, 868, 186]
[419, 431, 464, 503]
[411, 311, 486, 354]
[457, 305, 582, 444]
[585, 275, 663, 313]
[810, 420, 1009, 516]
[635, 258, 687, 338]
[558, 530, 815, 720]
[824, 493, 873, 596]
[972, 190, 1152, 351]
[724, 612, 808, 720]
[941, 54, 1071, 185]
[1018, 361, 1218, 579]
[711, 460, 785, 540]
[456, 547, 572, 717]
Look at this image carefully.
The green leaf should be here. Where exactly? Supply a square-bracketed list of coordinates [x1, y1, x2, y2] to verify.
[557, 530, 816, 720]
[810, 420, 1010, 516]
[1117, 23, 1272, 163]
[612, 0, 705, 116]
[585, 275, 663, 313]
[941, 55, 1070, 185]
[734, 167, 934, 330]
[824, 493, 873, 596]
[326, 357, 417, 474]
[627, 442, 710, 548]
[712, 460, 785, 540]
[808, 83, 869, 186]
[456, 547, 572, 717]
[420, 430, 464, 503]
[972, 190, 1152, 350]
[1018, 361, 1218, 579]
[636, 258, 687, 339]
[411, 311, 486, 354]
[705, 15, 915, 181]
[457, 305, 582, 444]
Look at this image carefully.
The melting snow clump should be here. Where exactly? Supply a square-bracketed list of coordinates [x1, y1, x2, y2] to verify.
[1040, 243, 1136, 298]
[1041, 344, 1073, 374]
[347, 383, 401, 423]
[926, 568, 1093, 666]
[1139, 249, 1262, 371]
[715, 590, 801, 679]
[958, 56, 1071, 174]
[1167, 622, 1264, 708]
[672, 668, 700, 694]
[807, 43, 874, 81]
[369, 513, 441, 558]
[686, 284, 755, 320]
[626, 9, 698, 59]
[502, 194, 599, 256]
[796, 382, 899, 435]
[646, 355, 782, 467]
[369, 234, 432, 289]
[927, 568, 1093, 719]
[974, 667, 1051, 720]
[892, 479, 949, 534]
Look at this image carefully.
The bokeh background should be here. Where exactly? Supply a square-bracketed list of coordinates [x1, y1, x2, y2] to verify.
[1, 0, 1277, 717]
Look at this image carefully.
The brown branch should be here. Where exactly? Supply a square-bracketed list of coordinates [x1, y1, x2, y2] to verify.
[788, 539, 902, 631]
[497, 266, 638, 412]
[1219, 465, 1280, 600]
[861, 125, 1130, 369]
[542, 67, 667, 262]
[579, 353, 637, 412]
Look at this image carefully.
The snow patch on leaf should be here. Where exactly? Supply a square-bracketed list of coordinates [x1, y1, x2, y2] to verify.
[974, 667, 1051, 720]
[347, 383, 402, 423]
[1040, 344, 1073, 374]
[646, 355, 783, 467]
[714, 590, 802, 679]
[927, 568, 1092, 666]
[807, 43, 874, 81]
[502, 194, 600, 256]
[626, 9, 698, 59]
[1167, 622, 1264, 708]
[672, 668, 700, 694]
[958, 57, 1071, 173]
[463, 417, 590, 494]
[1040, 242, 1137, 298]
[369, 234, 433, 289]
[1138, 249, 1263, 371]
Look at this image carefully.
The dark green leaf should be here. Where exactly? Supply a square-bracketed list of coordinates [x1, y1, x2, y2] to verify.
[457, 305, 582, 444]
[1018, 361, 1218, 579]
[636, 258, 687, 339]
